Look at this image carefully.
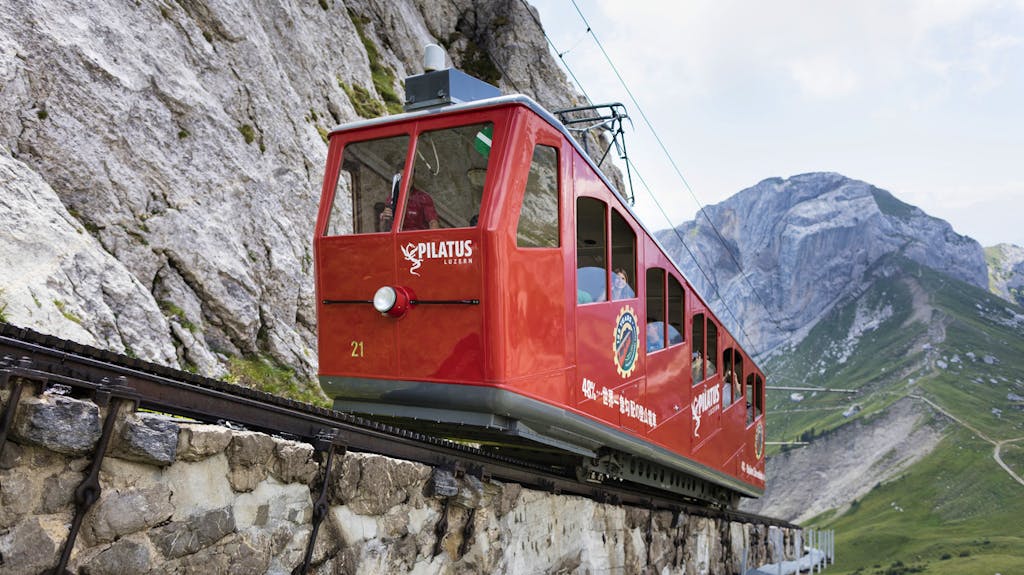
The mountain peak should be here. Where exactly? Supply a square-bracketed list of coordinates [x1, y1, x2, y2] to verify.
[660, 173, 987, 354]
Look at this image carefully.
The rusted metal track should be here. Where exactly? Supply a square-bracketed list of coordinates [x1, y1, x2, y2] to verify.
[0, 322, 796, 533]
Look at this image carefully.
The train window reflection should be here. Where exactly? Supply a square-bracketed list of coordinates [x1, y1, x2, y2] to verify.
[610, 210, 636, 299]
[646, 268, 665, 353]
[722, 349, 743, 409]
[576, 197, 607, 304]
[403, 122, 493, 231]
[517, 145, 559, 247]
[328, 134, 410, 235]
[692, 314, 705, 383]
[667, 275, 685, 345]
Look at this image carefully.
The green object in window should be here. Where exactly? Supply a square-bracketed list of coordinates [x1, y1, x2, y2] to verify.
[474, 125, 493, 158]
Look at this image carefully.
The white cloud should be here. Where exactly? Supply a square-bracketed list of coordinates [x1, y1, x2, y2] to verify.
[787, 56, 860, 99]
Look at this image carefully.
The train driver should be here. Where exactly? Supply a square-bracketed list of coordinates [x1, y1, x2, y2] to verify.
[380, 187, 440, 231]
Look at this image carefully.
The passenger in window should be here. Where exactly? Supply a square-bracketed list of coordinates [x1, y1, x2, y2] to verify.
[706, 357, 717, 378]
[605, 268, 634, 300]
[667, 323, 683, 345]
[381, 188, 440, 230]
[692, 351, 702, 381]
[646, 321, 664, 353]
[722, 370, 735, 407]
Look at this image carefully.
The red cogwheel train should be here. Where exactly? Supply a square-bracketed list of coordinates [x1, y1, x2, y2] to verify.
[314, 57, 766, 505]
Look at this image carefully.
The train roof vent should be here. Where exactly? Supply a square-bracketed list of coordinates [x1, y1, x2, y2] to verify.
[404, 44, 501, 112]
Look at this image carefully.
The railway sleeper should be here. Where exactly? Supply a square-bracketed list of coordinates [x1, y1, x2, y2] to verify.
[579, 450, 739, 508]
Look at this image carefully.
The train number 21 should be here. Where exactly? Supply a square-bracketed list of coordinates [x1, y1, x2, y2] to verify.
[350, 341, 364, 357]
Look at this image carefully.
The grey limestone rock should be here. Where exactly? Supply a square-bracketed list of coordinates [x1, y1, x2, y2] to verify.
[149, 505, 236, 559]
[225, 430, 276, 492]
[11, 394, 101, 455]
[175, 423, 233, 461]
[0, 0, 584, 398]
[82, 484, 174, 545]
[112, 412, 180, 466]
[0, 514, 65, 575]
[80, 535, 155, 575]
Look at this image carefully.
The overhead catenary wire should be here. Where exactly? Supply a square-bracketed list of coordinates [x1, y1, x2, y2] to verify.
[555, 0, 839, 388]
[519, 0, 846, 394]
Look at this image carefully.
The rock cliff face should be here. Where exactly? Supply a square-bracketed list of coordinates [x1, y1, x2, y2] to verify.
[658, 173, 988, 355]
[986, 243, 1024, 306]
[0, 0, 582, 389]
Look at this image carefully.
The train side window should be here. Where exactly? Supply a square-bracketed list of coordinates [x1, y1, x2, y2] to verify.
[517, 145, 560, 248]
[610, 210, 636, 299]
[706, 320, 718, 378]
[646, 268, 666, 353]
[403, 122, 493, 231]
[745, 373, 764, 424]
[667, 275, 684, 346]
[691, 313, 705, 383]
[576, 197, 607, 304]
[722, 349, 743, 409]
[328, 134, 410, 235]
[754, 374, 764, 420]
[722, 349, 734, 407]
[746, 374, 755, 425]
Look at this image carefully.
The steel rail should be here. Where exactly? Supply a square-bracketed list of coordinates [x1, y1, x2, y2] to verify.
[0, 322, 796, 531]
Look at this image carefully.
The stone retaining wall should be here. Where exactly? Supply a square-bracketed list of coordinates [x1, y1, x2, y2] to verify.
[0, 387, 796, 574]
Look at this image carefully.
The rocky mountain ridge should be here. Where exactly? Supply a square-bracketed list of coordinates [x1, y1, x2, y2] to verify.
[658, 172, 989, 356]
[0, 0, 581, 391]
[987, 243, 1024, 306]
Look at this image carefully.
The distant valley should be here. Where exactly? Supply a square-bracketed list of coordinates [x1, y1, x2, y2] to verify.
[659, 173, 1024, 574]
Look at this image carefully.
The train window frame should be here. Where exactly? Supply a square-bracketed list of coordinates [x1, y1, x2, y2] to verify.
[667, 274, 685, 346]
[691, 313, 705, 384]
[401, 122, 495, 231]
[746, 373, 764, 426]
[576, 196, 608, 304]
[691, 313, 719, 383]
[645, 267, 666, 354]
[706, 319, 719, 379]
[722, 349, 743, 410]
[516, 144, 560, 248]
[609, 209, 637, 300]
[326, 133, 411, 236]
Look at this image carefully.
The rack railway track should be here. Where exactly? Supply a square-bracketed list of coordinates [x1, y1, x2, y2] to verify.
[0, 322, 796, 573]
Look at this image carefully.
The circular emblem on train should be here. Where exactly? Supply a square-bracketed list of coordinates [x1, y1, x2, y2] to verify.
[754, 420, 765, 460]
[612, 305, 639, 378]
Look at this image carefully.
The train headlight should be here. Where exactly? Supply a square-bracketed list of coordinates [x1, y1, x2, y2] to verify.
[373, 286, 398, 314]
[373, 286, 412, 317]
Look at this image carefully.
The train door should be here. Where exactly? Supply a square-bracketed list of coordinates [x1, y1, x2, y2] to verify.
[689, 309, 722, 454]
[572, 162, 643, 430]
[499, 114, 571, 401]
[644, 268, 692, 449]
[741, 372, 767, 486]
[720, 346, 747, 471]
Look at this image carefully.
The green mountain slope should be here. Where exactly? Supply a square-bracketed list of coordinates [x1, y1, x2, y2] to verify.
[760, 256, 1024, 573]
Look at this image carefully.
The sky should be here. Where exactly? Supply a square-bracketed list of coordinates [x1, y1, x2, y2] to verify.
[529, 0, 1024, 247]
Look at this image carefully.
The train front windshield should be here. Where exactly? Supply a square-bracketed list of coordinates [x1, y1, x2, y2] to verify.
[327, 122, 494, 235]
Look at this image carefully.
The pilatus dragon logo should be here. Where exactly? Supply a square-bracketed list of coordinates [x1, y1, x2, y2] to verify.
[401, 243, 423, 276]
[613, 306, 639, 378]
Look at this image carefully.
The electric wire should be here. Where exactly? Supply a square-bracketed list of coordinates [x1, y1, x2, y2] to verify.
[562, 0, 837, 387]
[521, 1, 842, 394]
